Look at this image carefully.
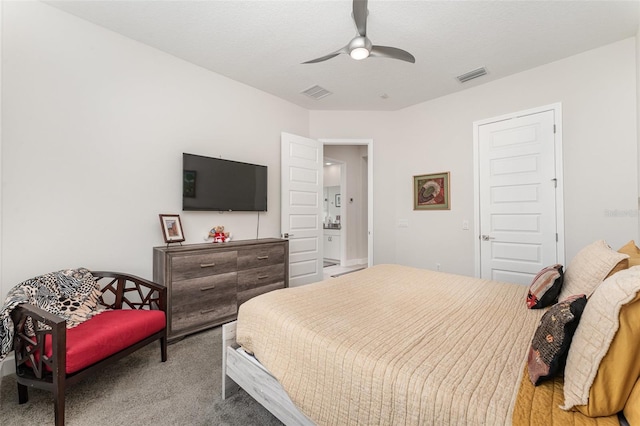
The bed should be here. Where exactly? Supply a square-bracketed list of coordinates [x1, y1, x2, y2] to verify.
[222, 259, 639, 425]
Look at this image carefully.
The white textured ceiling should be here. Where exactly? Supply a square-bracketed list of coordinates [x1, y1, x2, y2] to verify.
[46, 0, 639, 111]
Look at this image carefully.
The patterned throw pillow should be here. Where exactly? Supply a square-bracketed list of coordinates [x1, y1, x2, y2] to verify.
[526, 264, 564, 309]
[528, 294, 587, 386]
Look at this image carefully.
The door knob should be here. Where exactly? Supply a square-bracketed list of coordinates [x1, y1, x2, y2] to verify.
[481, 235, 495, 241]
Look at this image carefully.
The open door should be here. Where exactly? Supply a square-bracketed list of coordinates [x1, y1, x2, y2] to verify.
[281, 132, 323, 286]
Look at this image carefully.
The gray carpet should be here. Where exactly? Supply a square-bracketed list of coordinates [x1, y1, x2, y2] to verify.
[0, 327, 283, 426]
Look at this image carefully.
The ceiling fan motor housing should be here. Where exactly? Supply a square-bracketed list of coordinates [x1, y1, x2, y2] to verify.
[302, 0, 414, 64]
[349, 36, 372, 60]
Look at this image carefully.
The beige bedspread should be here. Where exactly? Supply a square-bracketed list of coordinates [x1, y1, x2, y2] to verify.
[236, 264, 546, 425]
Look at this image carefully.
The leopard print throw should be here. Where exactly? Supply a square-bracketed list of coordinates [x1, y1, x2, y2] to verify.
[0, 268, 105, 362]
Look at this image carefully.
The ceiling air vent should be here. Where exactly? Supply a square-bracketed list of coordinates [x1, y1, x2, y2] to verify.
[456, 67, 488, 83]
[301, 85, 332, 100]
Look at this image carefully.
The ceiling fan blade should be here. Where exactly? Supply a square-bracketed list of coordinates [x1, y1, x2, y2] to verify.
[302, 46, 349, 64]
[370, 45, 416, 63]
[352, 0, 368, 37]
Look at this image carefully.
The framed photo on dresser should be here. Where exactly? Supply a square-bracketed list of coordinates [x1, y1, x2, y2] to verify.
[159, 214, 185, 243]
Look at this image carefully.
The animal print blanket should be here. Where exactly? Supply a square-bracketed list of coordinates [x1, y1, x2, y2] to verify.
[0, 268, 105, 362]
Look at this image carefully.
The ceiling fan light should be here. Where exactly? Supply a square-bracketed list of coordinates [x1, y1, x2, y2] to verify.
[348, 36, 372, 60]
[350, 47, 370, 60]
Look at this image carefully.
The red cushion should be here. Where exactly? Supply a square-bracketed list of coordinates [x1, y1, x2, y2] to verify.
[43, 309, 165, 374]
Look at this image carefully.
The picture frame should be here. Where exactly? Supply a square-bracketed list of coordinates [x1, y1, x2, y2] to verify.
[413, 172, 450, 210]
[335, 194, 341, 207]
[159, 214, 185, 243]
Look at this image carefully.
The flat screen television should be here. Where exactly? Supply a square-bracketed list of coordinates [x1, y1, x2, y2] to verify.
[182, 153, 267, 212]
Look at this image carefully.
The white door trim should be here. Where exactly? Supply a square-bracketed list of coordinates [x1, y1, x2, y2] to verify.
[319, 138, 374, 267]
[473, 103, 564, 278]
[339, 161, 347, 266]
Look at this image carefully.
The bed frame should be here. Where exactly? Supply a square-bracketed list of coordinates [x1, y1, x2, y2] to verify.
[222, 322, 629, 426]
[221, 321, 314, 425]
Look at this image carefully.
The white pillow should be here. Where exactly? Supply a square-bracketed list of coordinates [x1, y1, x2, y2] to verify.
[561, 265, 640, 411]
[558, 240, 628, 300]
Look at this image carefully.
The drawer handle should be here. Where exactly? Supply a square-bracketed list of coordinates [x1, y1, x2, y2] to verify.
[200, 263, 216, 268]
[200, 285, 216, 291]
[257, 275, 269, 280]
[200, 308, 216, 315]
[257, 255, 269, 260]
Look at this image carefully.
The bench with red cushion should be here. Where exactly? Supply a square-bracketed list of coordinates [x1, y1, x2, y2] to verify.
[11, 271, 167, 426]
[38, 309, 166, 374]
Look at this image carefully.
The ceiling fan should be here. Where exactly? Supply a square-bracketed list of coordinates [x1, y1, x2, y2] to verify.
[302, 0, 416, 64]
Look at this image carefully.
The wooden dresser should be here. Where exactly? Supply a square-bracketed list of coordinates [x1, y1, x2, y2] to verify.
[153, 238, 288, 341]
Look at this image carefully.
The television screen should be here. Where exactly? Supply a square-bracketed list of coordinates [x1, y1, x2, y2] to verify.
[183, 153, 267, 212]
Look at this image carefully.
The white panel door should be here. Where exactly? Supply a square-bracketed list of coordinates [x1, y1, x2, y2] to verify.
[479, 110, 558, 284]
[281, 132, 323, 287]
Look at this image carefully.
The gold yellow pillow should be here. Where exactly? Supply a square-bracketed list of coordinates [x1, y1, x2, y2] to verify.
[605, 258, 628, 278]
[624, 379, 640, 425]
[575, 290, 640, 416]
[618, 240, 640, 267]
[562, 266, 640, 416]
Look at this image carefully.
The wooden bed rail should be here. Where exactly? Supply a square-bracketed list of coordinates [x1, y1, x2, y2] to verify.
[221, 321, 240, 399]
[221, 321, 314, 425]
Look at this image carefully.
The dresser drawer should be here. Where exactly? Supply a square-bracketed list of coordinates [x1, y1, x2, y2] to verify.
[237, 264, 285, 292]
[238, 282, 285, 307]
[172, 272, 237, 305]
[237, 264, 285, 306]
[171, 273, 237, 333]
[171, 250, 237, 281]
[171, 301, 237, 333]
[237, 244, 285, 270]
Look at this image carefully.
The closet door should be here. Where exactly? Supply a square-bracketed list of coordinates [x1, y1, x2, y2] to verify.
[477, 108, 562, 284]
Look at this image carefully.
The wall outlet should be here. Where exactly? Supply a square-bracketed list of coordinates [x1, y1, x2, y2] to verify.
[436, 263, 441, 271]
[462, 220, 469, 230]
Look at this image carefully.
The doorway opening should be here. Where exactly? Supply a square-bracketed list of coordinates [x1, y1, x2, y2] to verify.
[321, 139, 373, 276]
[322, 152, 369, 279]
[280, 133, 372, 287]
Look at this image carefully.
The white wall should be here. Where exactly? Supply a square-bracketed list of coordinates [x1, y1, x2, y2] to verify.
[0, 1, 309, 301]
[311, 38, 638, 276]
[324, 164, 341, 187]
[2, 3, 638, 297]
